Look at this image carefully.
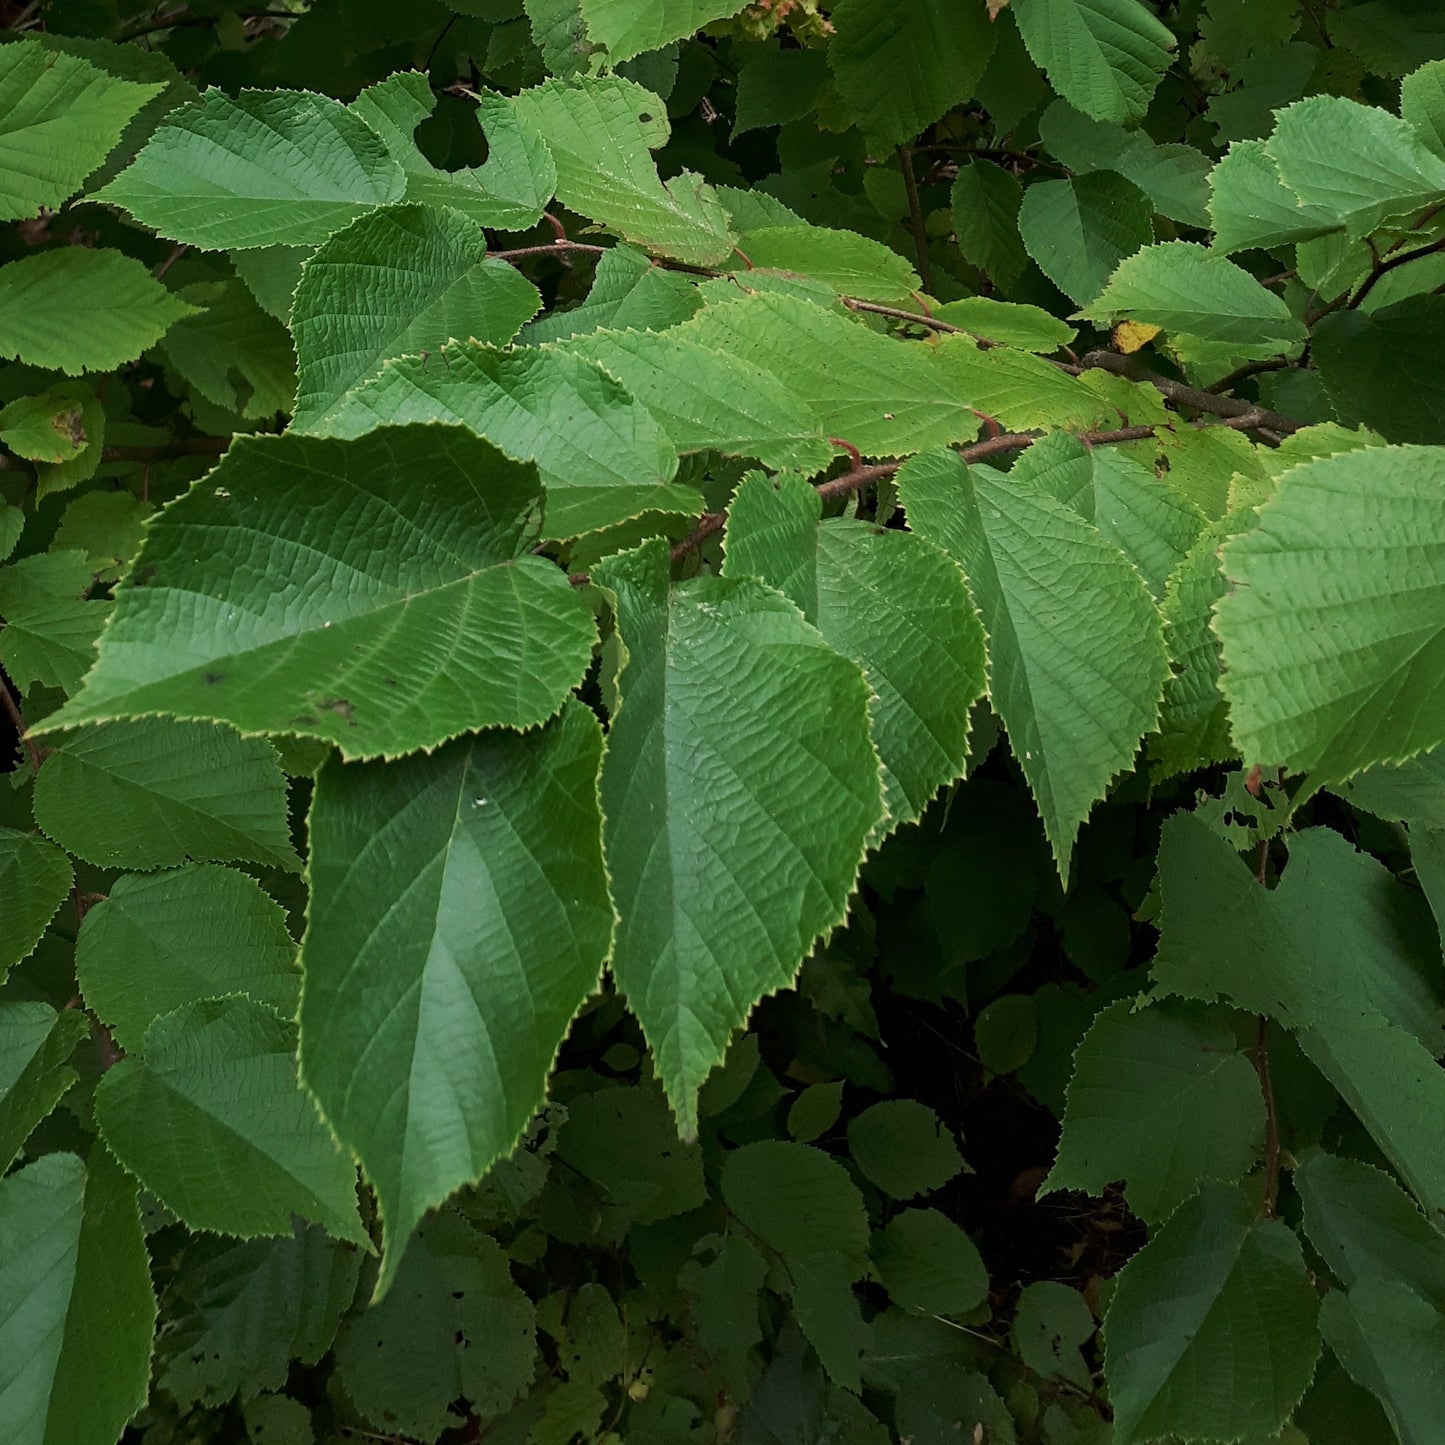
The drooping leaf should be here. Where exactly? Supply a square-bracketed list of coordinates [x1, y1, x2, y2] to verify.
[1011, 0, 1175, 123]
[0, 551, 109, 693]
[1017, 171, 1155, 306]
[1103, 1181, 1320, 1445]
[510, 76, 735, 265]
[1215, 443, 1445, 780]
[155, 1225, 361, 1408]
[0, 830, 73, 978]
[1081, 241, 1307, 349]
[33, 719, 299, 872]
[951, 159, 1029, 291]
[94, 996, 366, 1245]
[311, 344, 696, 541]
[0, 247, 198, 375]
[847, 1100, 964, 1199]
[76, 865, 299, 1051]
[44, 426, 596, 759]
[92, 87, 407, 249]
[722, 472, 985, 829]
[0, 38, 161, 221]
[897, 449, 1168, 880]
[0, 1149, 156, 1445]
[335, 1212, 536, 1439]
[594, 539, 881, 1134]
[1043, 997, 1265, 1224]
[301, 702, 613, 1291]
[290, 204, 540, 429]
[0, 1003, 89, 1171]
[827, 0, 997, 146]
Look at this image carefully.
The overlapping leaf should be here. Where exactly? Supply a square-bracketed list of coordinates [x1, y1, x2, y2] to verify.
[1018, 170, 1154, 306]
[301, 702, 613, 1291]
[0, 551, 109, 694]
[0, 831, 73, 978]
[44, 426, 597, 758]
[579, 0, 747, 64]
[0, 1003, 89, 1171]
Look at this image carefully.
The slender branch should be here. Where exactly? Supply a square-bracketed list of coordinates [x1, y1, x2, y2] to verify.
[1251, 838, 1282, 1219]
[488, 238, 609, 263]
[102, 436, 228, 463]
[1076, 351, 1305, 434]
[896, 145, 935, 295]
[1347, 233, 1445, 312]
[843, 297, 965, 334]
[1204, 355, 1293, 395]
[0, 676, 44, 774]
[669, 512, 725, 564]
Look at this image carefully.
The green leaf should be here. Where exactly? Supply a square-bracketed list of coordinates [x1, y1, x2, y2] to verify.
[0, 829, 72, 977]
[1011, 0, 1175, 123]
[1208, 140, 1343, 255]
[0, 551, 109, 693]
[872, 1208, 989, 1318]
[594, 539, 882, 1133]
[0, 1003, 89, 1170]
[938, 338, 1110, 432]
[510, 76, 735, 265]
[95, 996, 365, 1245]
[160, 278, 297, 421]
[0, 38, 162, 221]
[51, 491, 150, 584]
[932, 296, 1078, 352]
[312, 345, 695, 542]
[1080, 241, 1307, 349]
[301, 703, 613, 1291]
[1043, 998, 1265, 1224]
[951, 160, 1029, 291]
[974, 994, 1038, 1074]
[827, 0, 997, 146]
[1018, 171, 1155, 306]
[1215, 443, 1445, 779]
[1013, 430, 1206, 600]
[1403, 58, 1445, 160]
[335, 1212, 535, 1439]
[93, 87, 407, 249]
[1014, 1281, 1095, 1389]
[579, 0, 747, 64]
[683, 291, 984, 458]
[722, 472, 986, 829]
[291, 204, 540, 429]
[349, 75, 557, 232]
[32, 719, 299, 872]
[0, 1149, 156, 1445]
[0, 247, 198, 374]
[733, 223, 920, 303]
[1266, 95, 1445, 237]
[0, 504, 21, 561]
[680, 1233, 768, 1395]
[1320, 1276, 1445, 1445]
[788, 1080, 845, 1143]
[520, 243, 702, 343]
[1103, 1181, 1320, 1445]
[0, 383, 98, 465]
[1342, 748, 1445, 830]
[155, 1225, 361, 1408]
[45, 426, 596, 759]
[897, 449, 1168, 880]
[733, 47, 832, 136]
[1297, 1151, 1445, 1309]
[76, 865, 299, 1052]
[1312, 297, 1445, 444]
[847, 1099, 964, 1200]
[560, 325, 830, 473]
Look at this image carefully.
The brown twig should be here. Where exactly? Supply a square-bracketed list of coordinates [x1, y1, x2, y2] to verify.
[896, 144, 935, 295]
[1252, 838, 1281, 1219]
[102, 436, 229, 463]
[1, 677, 44, 773]
[1076, 351, 1305, 434]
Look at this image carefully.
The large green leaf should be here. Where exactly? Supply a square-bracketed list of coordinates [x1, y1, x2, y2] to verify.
[44, 426, 596, 759]
[92, 88, 407, 249]
[1044, 998, 1265, 1224]
[0, 551, 109, 692]
[579, 0, 747, 63]
[95, 996, 365, 1245]
[0, 38, 162, 221]
[0, 1149, 156, 1445]
[510, 76, 735, 265]
[1011, 0, 1176, 123]
[312, 344, 697, 542]
[155, 1225, 361, 1409]
[1154, 815, 1445, 1216]
[349, 73, 556, 232]
[301, 702, 613, 1292]
[0, 248, 198, 375]
[1017, 171, 1155, 306]
[827, 0, 997, 146]
[1102, 1181, 1320, 1444]
[897, 449, 1168, 880]
[951, 160, 1029, 291]
[1081, 241, 1307, 349]
[723, 472, 985, 829]
[0, 829, 72, 977]
[734, 223, 920, 303]
[1215, 444, 1445, 779]
[1208, 139, 1343, 254]
[290, 204, 540, 429]
[33, 719, 299, 872]
[76, 865, 299, 1051]
[594, 539, 882, 1135]
[0, 1003, 89, 1171]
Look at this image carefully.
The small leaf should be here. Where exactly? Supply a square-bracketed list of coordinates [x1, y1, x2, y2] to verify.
[951, 160, 1028, 291]
[1018, 171, 1154, 305]
[1013, 1280, 1095, 1389]
[0, 829, 73, 978]
[848, 1099, 964, 1200]
[95, 997, 366, 1245]
[872, 1209, 989, 1318]
[0, 1003, 89, 1170]
[0, 551, 109, 693]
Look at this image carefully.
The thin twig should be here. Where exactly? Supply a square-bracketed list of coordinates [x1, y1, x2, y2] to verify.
[1, 678, 44, 774]
[1076, 351, 1305, 434]
[488, 238, 609, 263]
[1252, 838, 1281, 1220]
[896, 144, 935, 295]
[102, 437, 229, 463]
[1347, 233, 1445, 312]
[843, 297, 964, 334]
